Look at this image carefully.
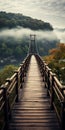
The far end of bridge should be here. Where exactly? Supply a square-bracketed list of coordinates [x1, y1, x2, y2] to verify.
[28, 34, 38, 55]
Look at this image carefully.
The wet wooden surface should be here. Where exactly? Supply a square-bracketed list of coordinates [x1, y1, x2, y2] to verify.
[9, 55, 60, 130]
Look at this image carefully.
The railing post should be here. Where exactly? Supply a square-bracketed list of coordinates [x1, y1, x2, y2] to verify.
[43, 63, 45, 82]
[42, 61, 45, 81]
[15, 71, 19, 102]
[1, 86, 9, 130]
[47, 69, 51, 96]
[61, 101, 65, 130]
[50, 74, 55, 110]
[22, 64, 25, 83]
[20, 63, 23, 88]
[44, 64, 48, 88]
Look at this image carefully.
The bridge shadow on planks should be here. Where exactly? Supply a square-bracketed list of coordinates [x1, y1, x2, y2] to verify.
[9, 55, 60, 130]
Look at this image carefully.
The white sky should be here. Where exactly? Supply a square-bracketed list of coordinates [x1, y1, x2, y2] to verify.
[0, 0, 65, 28]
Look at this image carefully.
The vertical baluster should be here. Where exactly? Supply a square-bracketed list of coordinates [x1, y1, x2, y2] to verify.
[22, 64, 24, 83]
[47, 69, 51, 96]
[42, 61, 45, 81]
[1, 86, 9, 129]
[50, 74, 55, 109]
[44, 64, 47, 88]
[15, 71, 19, 102]
[20, 63, 23, 88]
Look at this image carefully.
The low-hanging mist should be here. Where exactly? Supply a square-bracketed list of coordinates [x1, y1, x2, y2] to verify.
[54, 28, 65, 43]
[0, 27, 59, 68]
[0, 27, 58, 41]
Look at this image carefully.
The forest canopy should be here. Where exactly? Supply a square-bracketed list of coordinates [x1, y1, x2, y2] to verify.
[0, 11, 53, 30]
[0, 11, 58, 69]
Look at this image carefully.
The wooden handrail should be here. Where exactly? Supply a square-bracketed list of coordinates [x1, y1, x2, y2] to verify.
[35, 54, 65, 130]
[0, 54, 65, 130]
[0, 54, 31, 130]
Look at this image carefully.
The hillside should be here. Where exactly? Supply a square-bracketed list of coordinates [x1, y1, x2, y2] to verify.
[0, 35, 58, 67]
[0, 11, 53, 30]
[0, 12, 58, 68]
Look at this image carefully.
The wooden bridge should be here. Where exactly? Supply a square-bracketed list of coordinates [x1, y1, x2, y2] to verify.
[0, 54, 65, 130]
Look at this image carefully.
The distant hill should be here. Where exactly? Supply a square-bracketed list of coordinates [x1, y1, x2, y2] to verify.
[0, 11, 53, 31]
[0, 11, 59, 68]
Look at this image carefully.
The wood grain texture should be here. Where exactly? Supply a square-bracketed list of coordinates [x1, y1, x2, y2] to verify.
[9, 55, 60, 130]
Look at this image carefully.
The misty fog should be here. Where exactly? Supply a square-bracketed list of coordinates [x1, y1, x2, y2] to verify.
[0, 27, 65, 44]
[0, 27, 58, 42]
[0, 27, 64, 69]
[54, 28, 65, 43]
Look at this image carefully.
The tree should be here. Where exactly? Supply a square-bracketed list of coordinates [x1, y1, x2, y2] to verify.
[0, 11, 53, 30]
[0, 65, 17, 86]
[43, 43, 65, 84]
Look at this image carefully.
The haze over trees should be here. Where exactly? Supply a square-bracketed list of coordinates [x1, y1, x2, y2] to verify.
[0, 11, 60, 86]
[0, 11, 58, 67]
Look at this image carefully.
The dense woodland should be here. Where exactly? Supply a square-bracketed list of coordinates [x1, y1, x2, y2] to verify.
[0, 43, 65, 86]
[0, 11, 53, 30]
[0, 65, 17, 86]
[0, 37, 28, 62]
[0, 11, 64, 86]
[0, 12, 58, 66]
[0, 36, 58, 64]
[44, 43, 65, 85]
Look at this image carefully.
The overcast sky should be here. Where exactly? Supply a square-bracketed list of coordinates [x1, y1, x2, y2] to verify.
[0, 0, 65, 28]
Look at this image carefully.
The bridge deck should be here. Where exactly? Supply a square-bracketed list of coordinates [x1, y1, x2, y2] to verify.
[9, 55, 60, 130]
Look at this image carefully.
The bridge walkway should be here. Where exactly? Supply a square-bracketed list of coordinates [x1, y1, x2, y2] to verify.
[9, 55, 60, 130]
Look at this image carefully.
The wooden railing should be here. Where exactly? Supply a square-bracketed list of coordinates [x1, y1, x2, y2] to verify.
[0, 54, 65, 130]
[35, 54, 65, 130]
[0, 54, 31, 130]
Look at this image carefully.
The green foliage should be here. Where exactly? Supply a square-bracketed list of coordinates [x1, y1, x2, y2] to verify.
[0, 37, 29, 63]
[0, 65, 17, 86]
[0, 11, 53, 30]
[0, 11, 58, 67]
[37, 39, 57, 56]
[44, 43, 65, 85]
[0, 11, 58, 64]
[0, 35, 58, 66]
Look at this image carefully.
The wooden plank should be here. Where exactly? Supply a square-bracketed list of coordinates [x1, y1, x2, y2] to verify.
[9, 127, 60, 130]
[9, 55, 60, 130]
[12, 113, 57, 117]
[10, 119, 59, 123]
[10, 122, 59, 127]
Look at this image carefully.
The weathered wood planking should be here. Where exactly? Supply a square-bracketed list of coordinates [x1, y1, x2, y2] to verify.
[9, 55, 60, 130]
